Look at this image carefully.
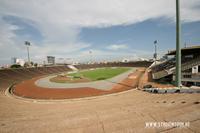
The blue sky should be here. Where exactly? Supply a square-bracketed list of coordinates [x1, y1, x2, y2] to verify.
[0, 0, 200, 65]
[3, 15, 44, 43]
[80, 18, 200, 53]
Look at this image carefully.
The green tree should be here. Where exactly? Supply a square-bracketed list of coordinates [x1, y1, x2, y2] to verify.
[10, 64, 22, 68]
[34, 63, 38, 67]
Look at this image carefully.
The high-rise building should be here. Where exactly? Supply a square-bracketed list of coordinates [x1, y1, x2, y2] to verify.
[47, 56, 55, 64]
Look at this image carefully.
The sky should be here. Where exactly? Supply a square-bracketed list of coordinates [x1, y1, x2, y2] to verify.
[0, 0, 200, 65]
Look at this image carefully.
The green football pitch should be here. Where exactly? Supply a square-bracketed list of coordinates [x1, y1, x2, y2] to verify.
[68, 67, 132, 81]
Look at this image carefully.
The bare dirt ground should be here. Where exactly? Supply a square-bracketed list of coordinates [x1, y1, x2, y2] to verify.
[0, 87, 199, 132]
[13, 68, 145, 99]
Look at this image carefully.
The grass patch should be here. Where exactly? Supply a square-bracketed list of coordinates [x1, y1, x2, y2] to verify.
[68, 67, 132, 81]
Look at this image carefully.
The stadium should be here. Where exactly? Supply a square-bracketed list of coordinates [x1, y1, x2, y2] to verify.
[0, 0, 200, 132]
[2, 61, 150, 99]
[1, 52, 200, 132]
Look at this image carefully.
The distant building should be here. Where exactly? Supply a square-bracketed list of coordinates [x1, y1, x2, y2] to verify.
[11, 57, 25, 66]
[47, 56, 55, 65]
[16, 59, 25, 66]
[56, 58, 73, 64]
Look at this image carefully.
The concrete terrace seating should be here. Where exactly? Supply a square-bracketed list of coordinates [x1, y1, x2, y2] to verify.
[0, 65, 72, 93]
[151, 58, 175, 73]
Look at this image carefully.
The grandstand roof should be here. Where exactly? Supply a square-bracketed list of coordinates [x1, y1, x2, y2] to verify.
[166, 45, 200, 55]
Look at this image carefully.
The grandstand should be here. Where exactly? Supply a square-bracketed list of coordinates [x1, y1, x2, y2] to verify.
[151, 45, 200, 86]
[0, 65, 71, 93]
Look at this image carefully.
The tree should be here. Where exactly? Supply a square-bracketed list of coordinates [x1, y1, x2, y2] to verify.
[34, 63, 38, 67]
[30, 61, 34, 66]
[10, 64, 22, 68]
[24, 62, 29, 68]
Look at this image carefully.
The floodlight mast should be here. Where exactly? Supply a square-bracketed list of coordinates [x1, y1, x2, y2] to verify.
[25, 41, 31, 65]
[154, 40, 158, 65]
[175, 0, 182, 88]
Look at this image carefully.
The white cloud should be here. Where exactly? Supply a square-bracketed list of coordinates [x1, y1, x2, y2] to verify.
[0, 0, 200, 64]
[107, 44, 128, 50]
[0, 18, 23, 58]
[1, 0, 200, 27]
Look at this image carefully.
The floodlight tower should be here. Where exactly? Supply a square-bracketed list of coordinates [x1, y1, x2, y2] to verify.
[154, 40, 158, 65]
[25, 41, 31, 65]
[175, 0, 182, 88]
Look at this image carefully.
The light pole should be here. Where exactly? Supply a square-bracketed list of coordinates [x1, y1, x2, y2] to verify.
[154, 40, 158, 64]
[25, 41, 31, 65]
[89, 50, 92, 63]
[175, 0, 182, 88]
